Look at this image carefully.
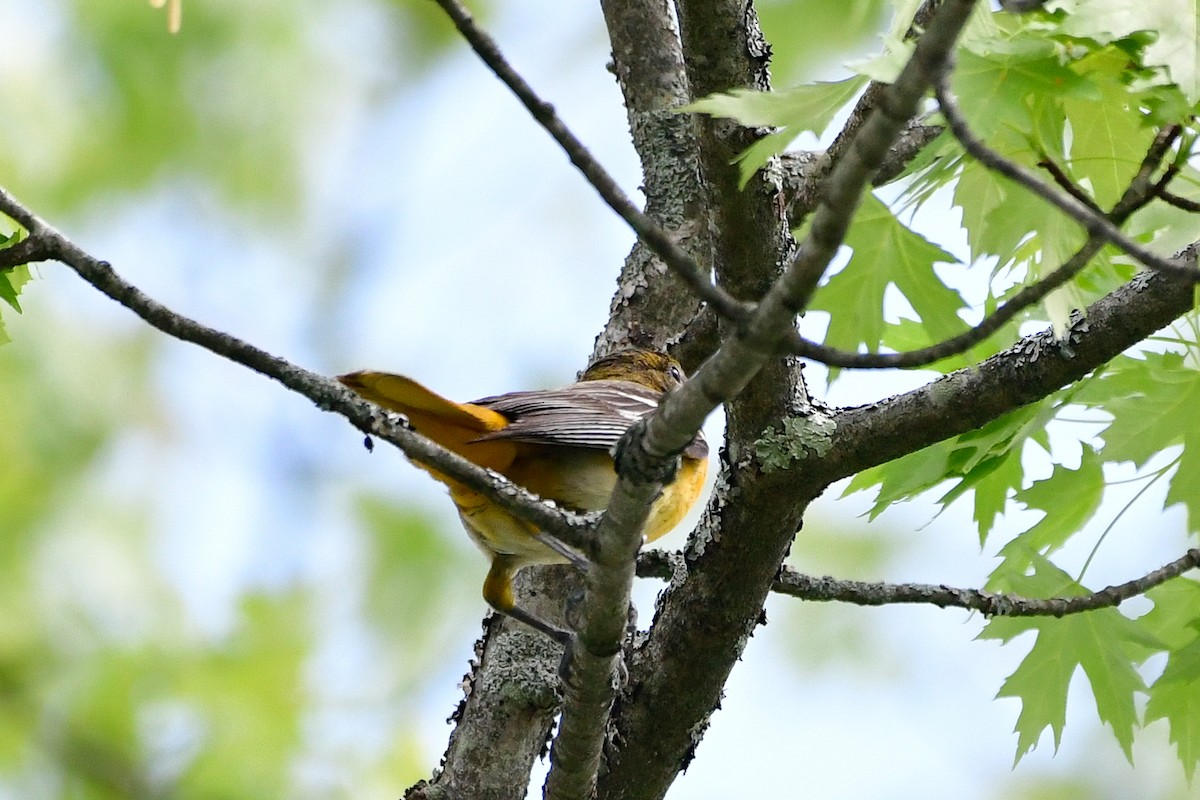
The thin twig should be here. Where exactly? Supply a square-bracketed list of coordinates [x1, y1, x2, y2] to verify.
[935, 65, 1197, 279]
[636, 548, 1200, 616]
[429, 0, 751, 329]
[772, 549, 1200, 615]
[1037, 155, 1104, 214]
[1158, 190, 1200, 213]
[785, 239, 1107, 368]
[778, 125, 1186, 369]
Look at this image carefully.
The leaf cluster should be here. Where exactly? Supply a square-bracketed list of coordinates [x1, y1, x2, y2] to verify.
[692, 0, 1200, 779]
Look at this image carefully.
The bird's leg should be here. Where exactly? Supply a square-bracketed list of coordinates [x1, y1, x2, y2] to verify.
[483, 556, 572, 645]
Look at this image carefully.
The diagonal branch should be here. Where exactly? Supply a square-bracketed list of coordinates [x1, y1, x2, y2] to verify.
[0, 186, 594, 554]
[429, 0, 750, 328]
[817, 257, 1200, 487]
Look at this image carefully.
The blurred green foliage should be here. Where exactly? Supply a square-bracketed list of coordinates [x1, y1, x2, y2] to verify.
[0, 0, 484, 219]
[757, 0, 892, 83]
[0, 2, 487, 797]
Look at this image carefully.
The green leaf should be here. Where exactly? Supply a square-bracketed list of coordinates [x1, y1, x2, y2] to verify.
[1060, 48, 1158, 209]
[1077, 353, 1200, 531]
[732, 129, 803, 188]
[683, 75, 868, 185]
[1142, 580, 1200, 779]
[1146, 637, 1200, 781]
[683, 75, 867, 130]
[966, 451, 1026, 540]
[953, 159, 1020, 265]
[758, 0, 892, 85]
[844, 441, 955, 520]
[952, 49, 1095, 141]
[809, 193, 966, 359]
[982, 550, 1153, 763]
[944, 400, 1058, 534]
[1011, 447, 1105, 556]
[1076, 352, 1200, 466]
[1057, 0, 1200, 103]
[846, 398, 1056, 541]
[1142, 579, 1200, 650]
[0, 265, 30, 314]
[894, 133, 960, 202]
[1166, 438, 1200, 533]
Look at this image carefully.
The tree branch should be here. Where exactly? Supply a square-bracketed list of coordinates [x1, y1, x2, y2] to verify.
[637, 549, 1200, 617]
[405, 611, 563, 800]
[772, 550, 1200, 615]
[781, 124, 1187, 369]
[1158, 190, 1200, 214]
[815, 258, 1199, 486]
[594, 0, 714, 358]
[0, 183, 606, 800]
[600, 2, 983, 797]
[0, 186, 595, 555]
[429, 0, 751, 329]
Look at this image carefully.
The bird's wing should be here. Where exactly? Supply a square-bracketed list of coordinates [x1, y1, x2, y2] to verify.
[473, 379, 708, 459]
[470, 380, 660, 451]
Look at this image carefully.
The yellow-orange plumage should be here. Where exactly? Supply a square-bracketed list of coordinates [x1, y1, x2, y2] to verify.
[338, 349, 708, 640]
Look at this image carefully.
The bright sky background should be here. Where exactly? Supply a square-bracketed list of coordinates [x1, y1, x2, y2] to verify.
[3, 1, 1195, 798]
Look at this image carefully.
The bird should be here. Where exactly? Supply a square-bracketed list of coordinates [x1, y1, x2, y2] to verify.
[337, 349, 709, 642]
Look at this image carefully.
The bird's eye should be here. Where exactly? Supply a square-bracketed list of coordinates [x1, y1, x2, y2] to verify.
[669, 364, 684, 383]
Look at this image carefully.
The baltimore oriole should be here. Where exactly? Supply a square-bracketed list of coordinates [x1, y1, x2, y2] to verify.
[338, 349, 709, 642]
